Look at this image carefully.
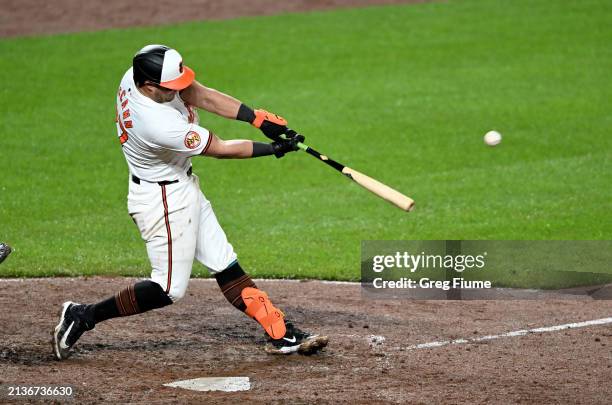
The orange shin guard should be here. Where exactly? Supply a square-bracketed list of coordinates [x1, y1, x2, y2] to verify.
[241, 287, 286, 339]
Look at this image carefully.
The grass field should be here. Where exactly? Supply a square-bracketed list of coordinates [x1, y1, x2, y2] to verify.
[0, 0, 610, 282]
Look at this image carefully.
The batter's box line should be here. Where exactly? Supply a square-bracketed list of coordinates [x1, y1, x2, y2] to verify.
[406, 317, 612, 350]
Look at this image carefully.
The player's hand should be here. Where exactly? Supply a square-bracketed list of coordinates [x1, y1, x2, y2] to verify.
[252, 109, 288, 140]
[283, 128, 305, 143]
[271, 134, 305, 158]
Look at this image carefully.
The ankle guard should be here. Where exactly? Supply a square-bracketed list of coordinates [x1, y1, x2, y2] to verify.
[241, 287, 286, 339]
[215, 261, 256, 311]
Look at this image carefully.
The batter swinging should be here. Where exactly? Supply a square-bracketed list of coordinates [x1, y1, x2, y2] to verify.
[52, 44, 328, 359]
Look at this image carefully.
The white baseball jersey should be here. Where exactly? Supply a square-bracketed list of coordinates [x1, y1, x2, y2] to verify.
[115, 67, 237, 302]
[115, 67, 211, 182]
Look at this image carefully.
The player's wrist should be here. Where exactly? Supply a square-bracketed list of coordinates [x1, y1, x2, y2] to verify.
[237, 103, 256, 123]
[251, 141, 275, 158]
[238, 104, 289, 141]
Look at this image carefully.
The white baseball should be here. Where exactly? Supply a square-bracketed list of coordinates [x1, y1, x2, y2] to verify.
[484, 130, 502, 146]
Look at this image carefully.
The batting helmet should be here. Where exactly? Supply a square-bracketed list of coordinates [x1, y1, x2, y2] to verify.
[133, 44, 195, 90]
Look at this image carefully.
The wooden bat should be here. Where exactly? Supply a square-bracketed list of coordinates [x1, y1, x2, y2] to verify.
[283, 132, 415, 212]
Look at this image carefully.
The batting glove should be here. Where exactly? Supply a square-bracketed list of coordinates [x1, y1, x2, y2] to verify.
[271, 134, 305, 158]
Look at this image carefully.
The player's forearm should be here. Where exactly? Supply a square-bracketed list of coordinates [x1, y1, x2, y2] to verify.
[202, 131, 298, 159]
[203, 134, 276, 159]
[181, 81, 241, 119]
[205, 139, 254, 159]
[198, 87, 242, 119]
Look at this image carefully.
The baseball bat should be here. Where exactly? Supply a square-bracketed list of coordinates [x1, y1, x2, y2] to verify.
[282, 132, 415, 212]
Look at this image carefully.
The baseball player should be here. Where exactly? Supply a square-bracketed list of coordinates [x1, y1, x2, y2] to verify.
[52, 44, 328, 359]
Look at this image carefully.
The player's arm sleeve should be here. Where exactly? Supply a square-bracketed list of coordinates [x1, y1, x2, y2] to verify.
[148, 117, 212, 157]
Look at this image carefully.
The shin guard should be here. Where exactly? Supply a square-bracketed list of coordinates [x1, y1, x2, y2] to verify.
[241, 287, 286, 339]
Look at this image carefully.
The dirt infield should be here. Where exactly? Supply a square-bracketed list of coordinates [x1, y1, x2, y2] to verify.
[1, 0, 431, 37]
[1, 277, 611, 403]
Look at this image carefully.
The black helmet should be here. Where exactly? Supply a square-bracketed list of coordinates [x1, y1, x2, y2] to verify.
[133, 44, 195, 90]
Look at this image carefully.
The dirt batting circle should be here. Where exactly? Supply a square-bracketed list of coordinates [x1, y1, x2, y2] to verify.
[1, 278, 611, 403]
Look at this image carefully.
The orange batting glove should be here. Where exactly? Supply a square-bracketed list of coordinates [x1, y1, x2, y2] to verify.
[237, 104, 289, 140]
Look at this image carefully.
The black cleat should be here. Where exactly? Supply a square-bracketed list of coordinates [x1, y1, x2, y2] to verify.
[265, 322, 328, 355]
[0, 243, 11, 264]
[51, 302, 94, 360]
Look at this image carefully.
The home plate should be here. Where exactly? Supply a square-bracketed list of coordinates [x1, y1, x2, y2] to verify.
[164, 377, 250, 392]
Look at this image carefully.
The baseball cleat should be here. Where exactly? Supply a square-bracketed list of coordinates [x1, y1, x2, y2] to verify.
[51, 301, 94, 360]
[0, 243, 12, 264]
[265, 322, 329, 355]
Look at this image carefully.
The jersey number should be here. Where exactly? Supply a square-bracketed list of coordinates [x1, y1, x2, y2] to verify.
[116, 87, 132, 145]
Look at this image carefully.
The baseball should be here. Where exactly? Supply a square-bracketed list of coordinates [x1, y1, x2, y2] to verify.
[484, 130, 502, 146]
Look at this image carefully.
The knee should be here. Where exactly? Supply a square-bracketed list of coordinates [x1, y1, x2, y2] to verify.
[150, 273, 189, 303]
[133, 280, 173, 311]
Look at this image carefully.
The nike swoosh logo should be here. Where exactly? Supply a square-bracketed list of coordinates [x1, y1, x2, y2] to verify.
[59, 321, 74, 349]
[283, 336, 297, 343]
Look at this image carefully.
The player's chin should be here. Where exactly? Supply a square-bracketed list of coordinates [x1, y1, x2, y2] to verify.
[164, 92, 177, 102]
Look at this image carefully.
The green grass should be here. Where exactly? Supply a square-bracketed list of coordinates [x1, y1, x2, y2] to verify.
[1, 0, 610, 285]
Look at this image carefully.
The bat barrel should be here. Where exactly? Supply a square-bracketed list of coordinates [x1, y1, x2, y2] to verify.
[284, 132, 415, 212]
[343, 167, 415, 212]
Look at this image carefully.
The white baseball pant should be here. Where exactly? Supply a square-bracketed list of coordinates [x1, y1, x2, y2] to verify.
[127, 173, 237, 301]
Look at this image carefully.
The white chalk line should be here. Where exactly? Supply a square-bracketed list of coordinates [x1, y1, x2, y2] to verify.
[0, 277, 362, 285]
[408, 317, 612, 350]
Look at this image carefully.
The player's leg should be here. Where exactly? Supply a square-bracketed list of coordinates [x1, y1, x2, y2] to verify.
[52, 182, 199, 360]
[51, 279, 173, 360]
[193, 187, 328, 355]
